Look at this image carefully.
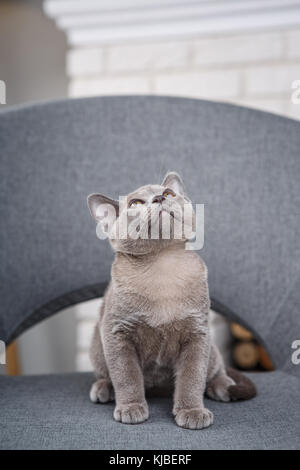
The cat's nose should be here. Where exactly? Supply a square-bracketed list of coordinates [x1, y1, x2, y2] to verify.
[152, 195, 165, 204]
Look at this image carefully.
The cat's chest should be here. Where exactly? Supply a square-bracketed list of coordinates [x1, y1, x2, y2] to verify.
[132, 253, 191, 299]
[113, 250, 208, 326]
[143, 270, 186, 301]
[133, 260, 192, 324]
[136, 322, 182, 366]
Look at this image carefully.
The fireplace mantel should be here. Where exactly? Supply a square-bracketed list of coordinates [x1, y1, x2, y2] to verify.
[44, 0, 300, 46]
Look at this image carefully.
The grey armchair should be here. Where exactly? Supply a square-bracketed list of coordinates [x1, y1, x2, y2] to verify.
[0, 96, 299, 450]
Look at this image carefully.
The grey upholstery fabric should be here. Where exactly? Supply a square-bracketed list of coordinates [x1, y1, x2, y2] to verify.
[0, 371, 299, 450]
[1, 96, 300, 375]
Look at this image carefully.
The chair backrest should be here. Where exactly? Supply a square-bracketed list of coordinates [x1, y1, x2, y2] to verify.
[0, 96, 299, 376]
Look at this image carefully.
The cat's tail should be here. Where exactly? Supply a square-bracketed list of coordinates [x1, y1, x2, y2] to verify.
[226, 367, 257, 400]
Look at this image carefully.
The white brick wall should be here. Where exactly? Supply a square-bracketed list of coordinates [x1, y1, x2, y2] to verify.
[245, 65, 300, 95]
[75, 298, 101, 372]
[67, 29, 300, 121]
[69, 76, 150, 97]
[193, 32, 283, 66]
[286, 30, 300, 59]
[107, 41, 189, 72]
[67, 48, 104, 76]
[68, 27, 300, 369]
[154, 69, 240, 99]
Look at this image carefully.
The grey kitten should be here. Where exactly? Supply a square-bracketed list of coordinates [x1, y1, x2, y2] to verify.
[87, 172, 256, 430]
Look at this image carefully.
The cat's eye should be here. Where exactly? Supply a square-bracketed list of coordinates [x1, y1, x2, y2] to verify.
[129, 199, 144, 208]
[163, 189, 175, 198]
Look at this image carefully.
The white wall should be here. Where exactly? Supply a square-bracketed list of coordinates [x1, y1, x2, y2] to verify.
[67, 29, 300, 120]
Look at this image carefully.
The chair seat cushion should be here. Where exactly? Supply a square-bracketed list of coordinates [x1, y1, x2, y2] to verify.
[0, 371, 299, 450]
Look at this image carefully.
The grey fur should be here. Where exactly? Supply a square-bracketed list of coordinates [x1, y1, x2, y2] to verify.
[88, 172, 256, 430]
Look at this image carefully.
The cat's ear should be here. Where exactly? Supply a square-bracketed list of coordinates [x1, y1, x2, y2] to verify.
[161, 171, 184, 195]
[87, 193, 119, 221]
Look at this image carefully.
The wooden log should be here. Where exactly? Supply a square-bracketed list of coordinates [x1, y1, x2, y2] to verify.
[231, 322, 253, 340]
[233, 341, 259, 369]
[257, 345, 274, 371]
[6, 341, 20, 376]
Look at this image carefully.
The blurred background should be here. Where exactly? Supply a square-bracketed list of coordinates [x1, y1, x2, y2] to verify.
[1, 0, 299, 376]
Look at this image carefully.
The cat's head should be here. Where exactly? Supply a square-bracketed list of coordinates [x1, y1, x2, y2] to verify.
[88, 172, 194, 255]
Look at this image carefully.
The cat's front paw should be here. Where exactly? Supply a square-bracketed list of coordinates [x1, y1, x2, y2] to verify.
[90, 379, 114, 403]
[174, 407, 214, 430]
[114, 402, 149, 424]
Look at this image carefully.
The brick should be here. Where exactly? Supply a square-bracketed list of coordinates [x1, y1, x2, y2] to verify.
[194, 32, 283, 67]
[76, 352, 93, 372]
[237, 98, 286, 116]
[77, 320, 94, 350]
[75, 298, 102, 321]
[286, 102, 300, 121]
[210, 310, 231, 366]
[67, 48, 103, 76]
[69, 76, 151, 97]
[286, 30, 300, 59]
[107, 41, 189, 72]
[245, 65, 300, 95]
[154, 70, 240, 99]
